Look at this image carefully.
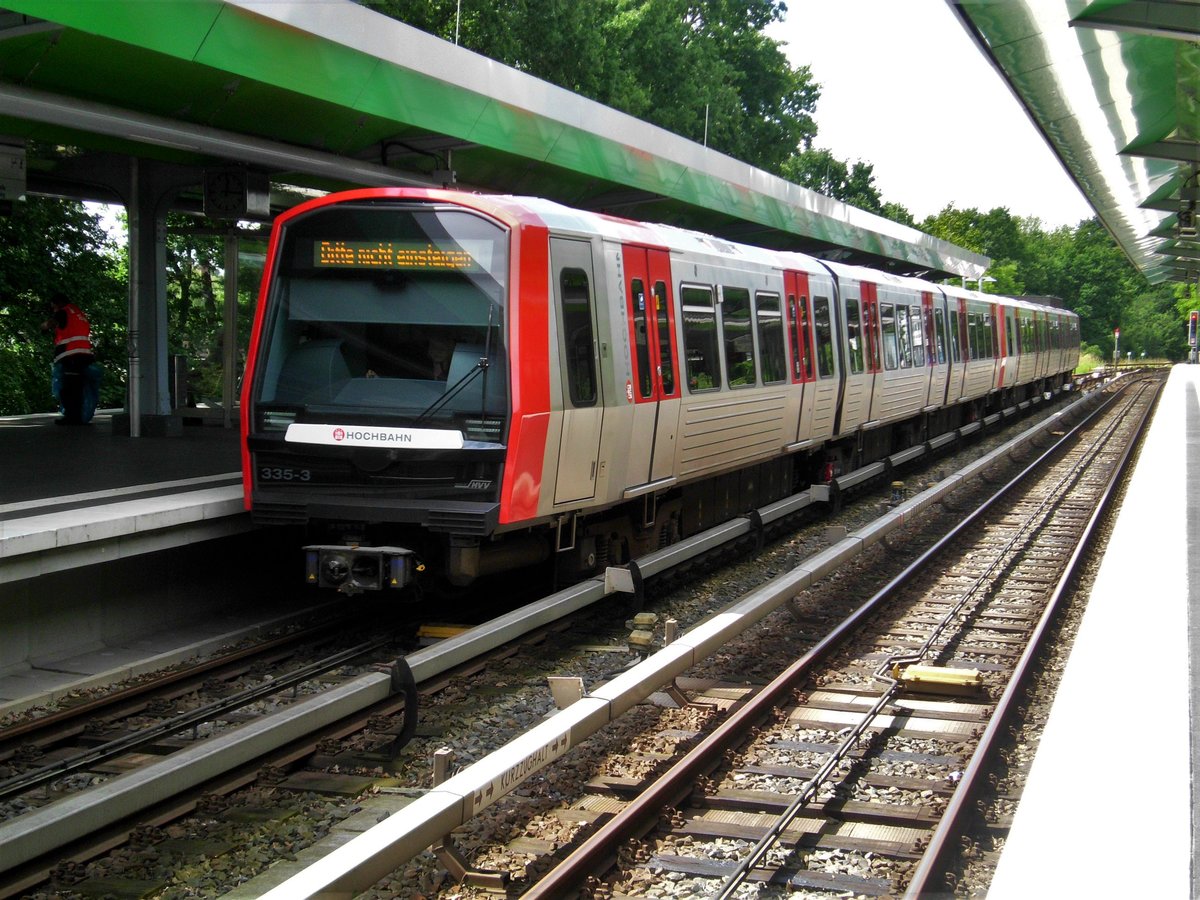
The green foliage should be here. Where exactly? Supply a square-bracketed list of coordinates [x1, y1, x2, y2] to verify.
[0, 197, 126, 415]
[1076, 346, 1105, 374]
[917, 206, 1188, 359]
[365, 0, 817, 174]
[782, 149, 882, 212]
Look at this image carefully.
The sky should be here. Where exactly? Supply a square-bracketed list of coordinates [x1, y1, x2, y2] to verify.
[767, 1, 1095, 228]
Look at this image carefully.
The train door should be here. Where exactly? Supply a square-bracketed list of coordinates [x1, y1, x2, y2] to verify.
[924, 291, 948, 405]
[551, 237, 604, 504]
[623, 245, 681, 486]
[785, 271, 814, 441]
[951, 297, 969, 400]
[992, 302, 1007, 389]
[859, 280, 888, 427]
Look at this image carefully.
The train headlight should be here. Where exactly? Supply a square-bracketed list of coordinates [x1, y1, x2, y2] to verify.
[322, 553, 351, 586]
[304, 545, 415, 593]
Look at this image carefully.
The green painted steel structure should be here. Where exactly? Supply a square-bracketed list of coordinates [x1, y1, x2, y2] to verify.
[950, 0, 1199, 284]
[0, 0, 988, 278]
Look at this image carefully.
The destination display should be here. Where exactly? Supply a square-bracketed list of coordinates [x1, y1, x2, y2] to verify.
[313, 239, 479, 271]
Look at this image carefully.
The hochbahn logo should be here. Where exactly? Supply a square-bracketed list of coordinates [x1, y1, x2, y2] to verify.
[333, 427, 412, 443]
[285, 422, 465, 450]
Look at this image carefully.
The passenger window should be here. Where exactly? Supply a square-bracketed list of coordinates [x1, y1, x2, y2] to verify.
[909, 307, 925, 367]
[682, 285, 720, 392]
[987, 314, 998, 358]
[896, 305, 913, 368]
[813, 296, 834, 378]
[654, 281, 675, 396]
[934, 308, 947, 364]
[560, 268, 597, 406]
[880, 303, 899, 370]
[1007, 313, 1018, 355]
[630, 278, 652, 400]
[845, 299, 865, 374]
[755, 292, 787, 384]
[722, 286, 755, 387]
[799, 295, 813, 379]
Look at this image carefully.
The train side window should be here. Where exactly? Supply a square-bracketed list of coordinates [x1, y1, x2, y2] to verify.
[968, 312, 980, 360]
[755, 291, 787, 384]
[654, 281, 676, 395]
[799, 295, 814, 379]
[1007, 312, 1018, 355]
[880, 303, 899, 370]
[630, 278, 653, 400]
[909, 306, 925, 367]
[948, 310, 960, 363]
[560, 267, 597, 407]
[987, 313, 998, 358]
[934, 308, 947, 364]
[812, 295, 834, 377]
[896, 305, 913, 368]
[682, 285, 721, 392]
[844, 298, 865, 374]
[722, 286, 755, 387]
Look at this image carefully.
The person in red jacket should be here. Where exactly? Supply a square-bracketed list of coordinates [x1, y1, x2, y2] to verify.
[42, 292, 96, 425]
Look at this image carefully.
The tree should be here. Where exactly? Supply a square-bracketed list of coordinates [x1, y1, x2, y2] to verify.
[365, 0, 819, 174]
[781, 148, 882, 212]
[1121, 286, 1187, 360]
[0, 197, 126, 414]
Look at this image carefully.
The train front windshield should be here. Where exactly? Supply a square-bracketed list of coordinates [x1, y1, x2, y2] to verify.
[253, 202, 509, 443]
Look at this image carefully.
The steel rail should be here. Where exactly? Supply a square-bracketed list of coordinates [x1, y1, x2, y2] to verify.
[903, 376, 1160, 897]
[712, 379, 1148, 897]
[515, 389, 1127, 900]
[0, 634, 396, 801]
[0, 614, 350, 748]
[0, 387, 1101, 887]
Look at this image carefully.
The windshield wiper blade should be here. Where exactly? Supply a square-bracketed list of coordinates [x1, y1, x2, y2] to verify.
[412, 357, 487, 426]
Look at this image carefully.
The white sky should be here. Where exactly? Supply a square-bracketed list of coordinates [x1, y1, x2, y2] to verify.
[768, 1, 1095, 228]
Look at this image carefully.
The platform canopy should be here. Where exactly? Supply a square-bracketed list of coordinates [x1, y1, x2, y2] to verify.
[0, 0, 989, 279]
[948, 0, 1199, 284]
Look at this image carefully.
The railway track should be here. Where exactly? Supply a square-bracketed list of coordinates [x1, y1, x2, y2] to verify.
[517, 375, 1158, 898]
[0, 382, 1125, 898]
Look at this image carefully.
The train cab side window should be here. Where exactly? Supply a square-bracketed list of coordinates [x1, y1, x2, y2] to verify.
[682, 285, 721, 392]
[880, 303, 899, 370]
[560, 268, 597, 407]
[812, 296, 834, 378]
[722, 286, 755, 387]
[654, 282, 676, 395]
[844, 298, 865, 374]
[755, 292, 787, 384]
[630, 278, 653, 400]
[934, 308, 947, 364]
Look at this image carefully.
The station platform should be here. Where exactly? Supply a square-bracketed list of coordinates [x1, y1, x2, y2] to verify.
[988, 364, 1195, 897]
[0, 411, 324, 712]
[0, 411, 247, 584]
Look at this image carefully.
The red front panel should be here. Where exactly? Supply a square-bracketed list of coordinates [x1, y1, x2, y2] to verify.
[499, 223, 551, 524]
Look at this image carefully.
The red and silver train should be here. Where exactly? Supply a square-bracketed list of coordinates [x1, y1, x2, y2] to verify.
[240, 189, 1080, 593]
